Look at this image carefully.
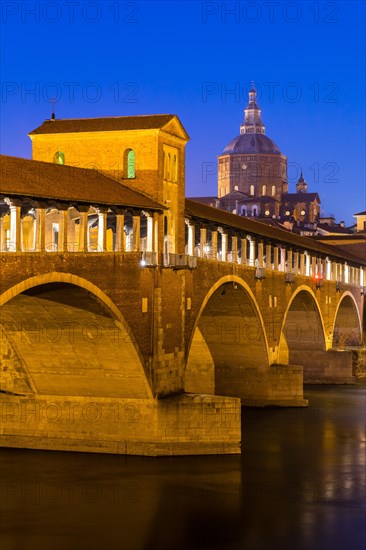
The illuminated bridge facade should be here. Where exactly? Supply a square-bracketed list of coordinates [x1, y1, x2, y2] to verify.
[0, 115, 364, 455]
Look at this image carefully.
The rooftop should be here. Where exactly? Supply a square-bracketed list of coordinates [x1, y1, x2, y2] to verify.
[186, 198, 364, 265]
[0, 155, 164, 211]
[29, 114, 186, 136]
[281, 192, 320, 203]
[222, 133, 282, 156]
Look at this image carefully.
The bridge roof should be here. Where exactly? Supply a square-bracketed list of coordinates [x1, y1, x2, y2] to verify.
[185, 199, 365, 266]
[0, 155, 164, 211]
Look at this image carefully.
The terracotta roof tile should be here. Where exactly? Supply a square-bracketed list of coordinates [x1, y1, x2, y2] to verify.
[29, 114, 177, 135]
[0, 155, 164, 211]
[185, 199, 364, 265]
[282, 192, 320, 203]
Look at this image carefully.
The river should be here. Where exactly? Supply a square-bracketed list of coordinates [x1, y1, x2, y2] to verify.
[1, 384, 365, 550]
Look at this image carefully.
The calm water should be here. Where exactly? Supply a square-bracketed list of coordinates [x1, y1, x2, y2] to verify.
[1, 384, 365, 550]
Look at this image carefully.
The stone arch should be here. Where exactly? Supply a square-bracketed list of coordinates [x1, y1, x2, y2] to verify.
[278, 286, 326, 362]
[278, 286, 332, 383]
[0, 273, 152, 399]
[332, 291, 362, 349]
[185, 275, 269, 398]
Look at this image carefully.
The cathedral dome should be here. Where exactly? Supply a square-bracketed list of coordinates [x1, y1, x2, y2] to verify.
[222, 133, 282, 156]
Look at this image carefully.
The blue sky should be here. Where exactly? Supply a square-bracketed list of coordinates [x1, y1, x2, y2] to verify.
[1, 0, 365, 224]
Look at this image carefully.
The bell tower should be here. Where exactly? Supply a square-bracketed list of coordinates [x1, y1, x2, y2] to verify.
[240, 83, 265, 135]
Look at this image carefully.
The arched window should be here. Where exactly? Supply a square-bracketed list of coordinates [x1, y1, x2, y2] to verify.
[173, 154, 177, 182]
[167, 153, 171, 181]
[272, 185, 276, 196]
[252, 207, 257, 217]
[262, 185, 266, 196]
[124, 149, 135, 178]
[53, 151, 65, 165]
[241, 206, 247, 216]
[250, 185, 254, 196]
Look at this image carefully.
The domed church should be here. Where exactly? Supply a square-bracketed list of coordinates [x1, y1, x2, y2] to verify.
[194, 83, 321, 228]
[218, 83, 288, 217]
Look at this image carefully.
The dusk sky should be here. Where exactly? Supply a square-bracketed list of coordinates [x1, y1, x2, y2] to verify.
[1, 0, 365, 225]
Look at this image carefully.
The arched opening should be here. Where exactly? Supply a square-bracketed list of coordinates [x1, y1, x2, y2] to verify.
[173, 154, 177, 182]
[279, 288, 328, 382]
[53, 151, 65, 165]
[185, 279, 269, 399]
[272, 185, 276, 196]
[280, 289, 325, 356]
[250, 185, 254, 196]
[123, 149, 135, 179]
[262, 185, 266, 196]
[333, 294, 362, 349]
[167, 153, 171, 181]
[0, 282, 151, 398]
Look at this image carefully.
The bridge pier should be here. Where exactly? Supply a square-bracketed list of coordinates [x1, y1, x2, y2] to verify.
[217, 364, 308, 407]
[0, 393, 241, 456]
[289, 349, 355, 384]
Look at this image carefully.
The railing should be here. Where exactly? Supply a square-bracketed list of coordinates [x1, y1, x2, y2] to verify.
[188, 255, 197, 269]
[141, 251, 157, 266]
[168, 253, 197, 269]
[315, 276, 324, 289]
[1, 241, 362, 284]
[255, 267, 266, 280]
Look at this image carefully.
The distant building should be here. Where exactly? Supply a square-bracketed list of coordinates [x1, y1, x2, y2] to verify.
[191, 83, 322, 228]
[354, 211, 366, 233]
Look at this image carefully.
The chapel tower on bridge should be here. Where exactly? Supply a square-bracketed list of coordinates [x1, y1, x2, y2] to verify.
[29, 114, 190, 255]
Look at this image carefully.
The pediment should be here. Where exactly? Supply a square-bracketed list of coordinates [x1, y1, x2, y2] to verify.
[161, 116, 190, 141]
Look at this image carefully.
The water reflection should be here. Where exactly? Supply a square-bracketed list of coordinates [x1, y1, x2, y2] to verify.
[1, 384, 365, 550]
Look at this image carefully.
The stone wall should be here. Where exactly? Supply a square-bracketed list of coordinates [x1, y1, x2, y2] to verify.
[290, 350, 354, 384]
[0, 393, 241, 456]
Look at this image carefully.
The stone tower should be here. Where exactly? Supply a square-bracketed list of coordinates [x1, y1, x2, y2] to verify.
[29, 114, 190, 254]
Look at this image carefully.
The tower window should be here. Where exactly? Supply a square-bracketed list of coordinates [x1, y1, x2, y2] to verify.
[53, 151, 65, 165]
[272, 185, 276, 196]
[124, 149, 135, 178]
[167, 153, 171, 180]
[234, 185, 239, 191]
[173, 154, 177, 182]
[250, 185, 254, 196]
[262, 185, 266, 196]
